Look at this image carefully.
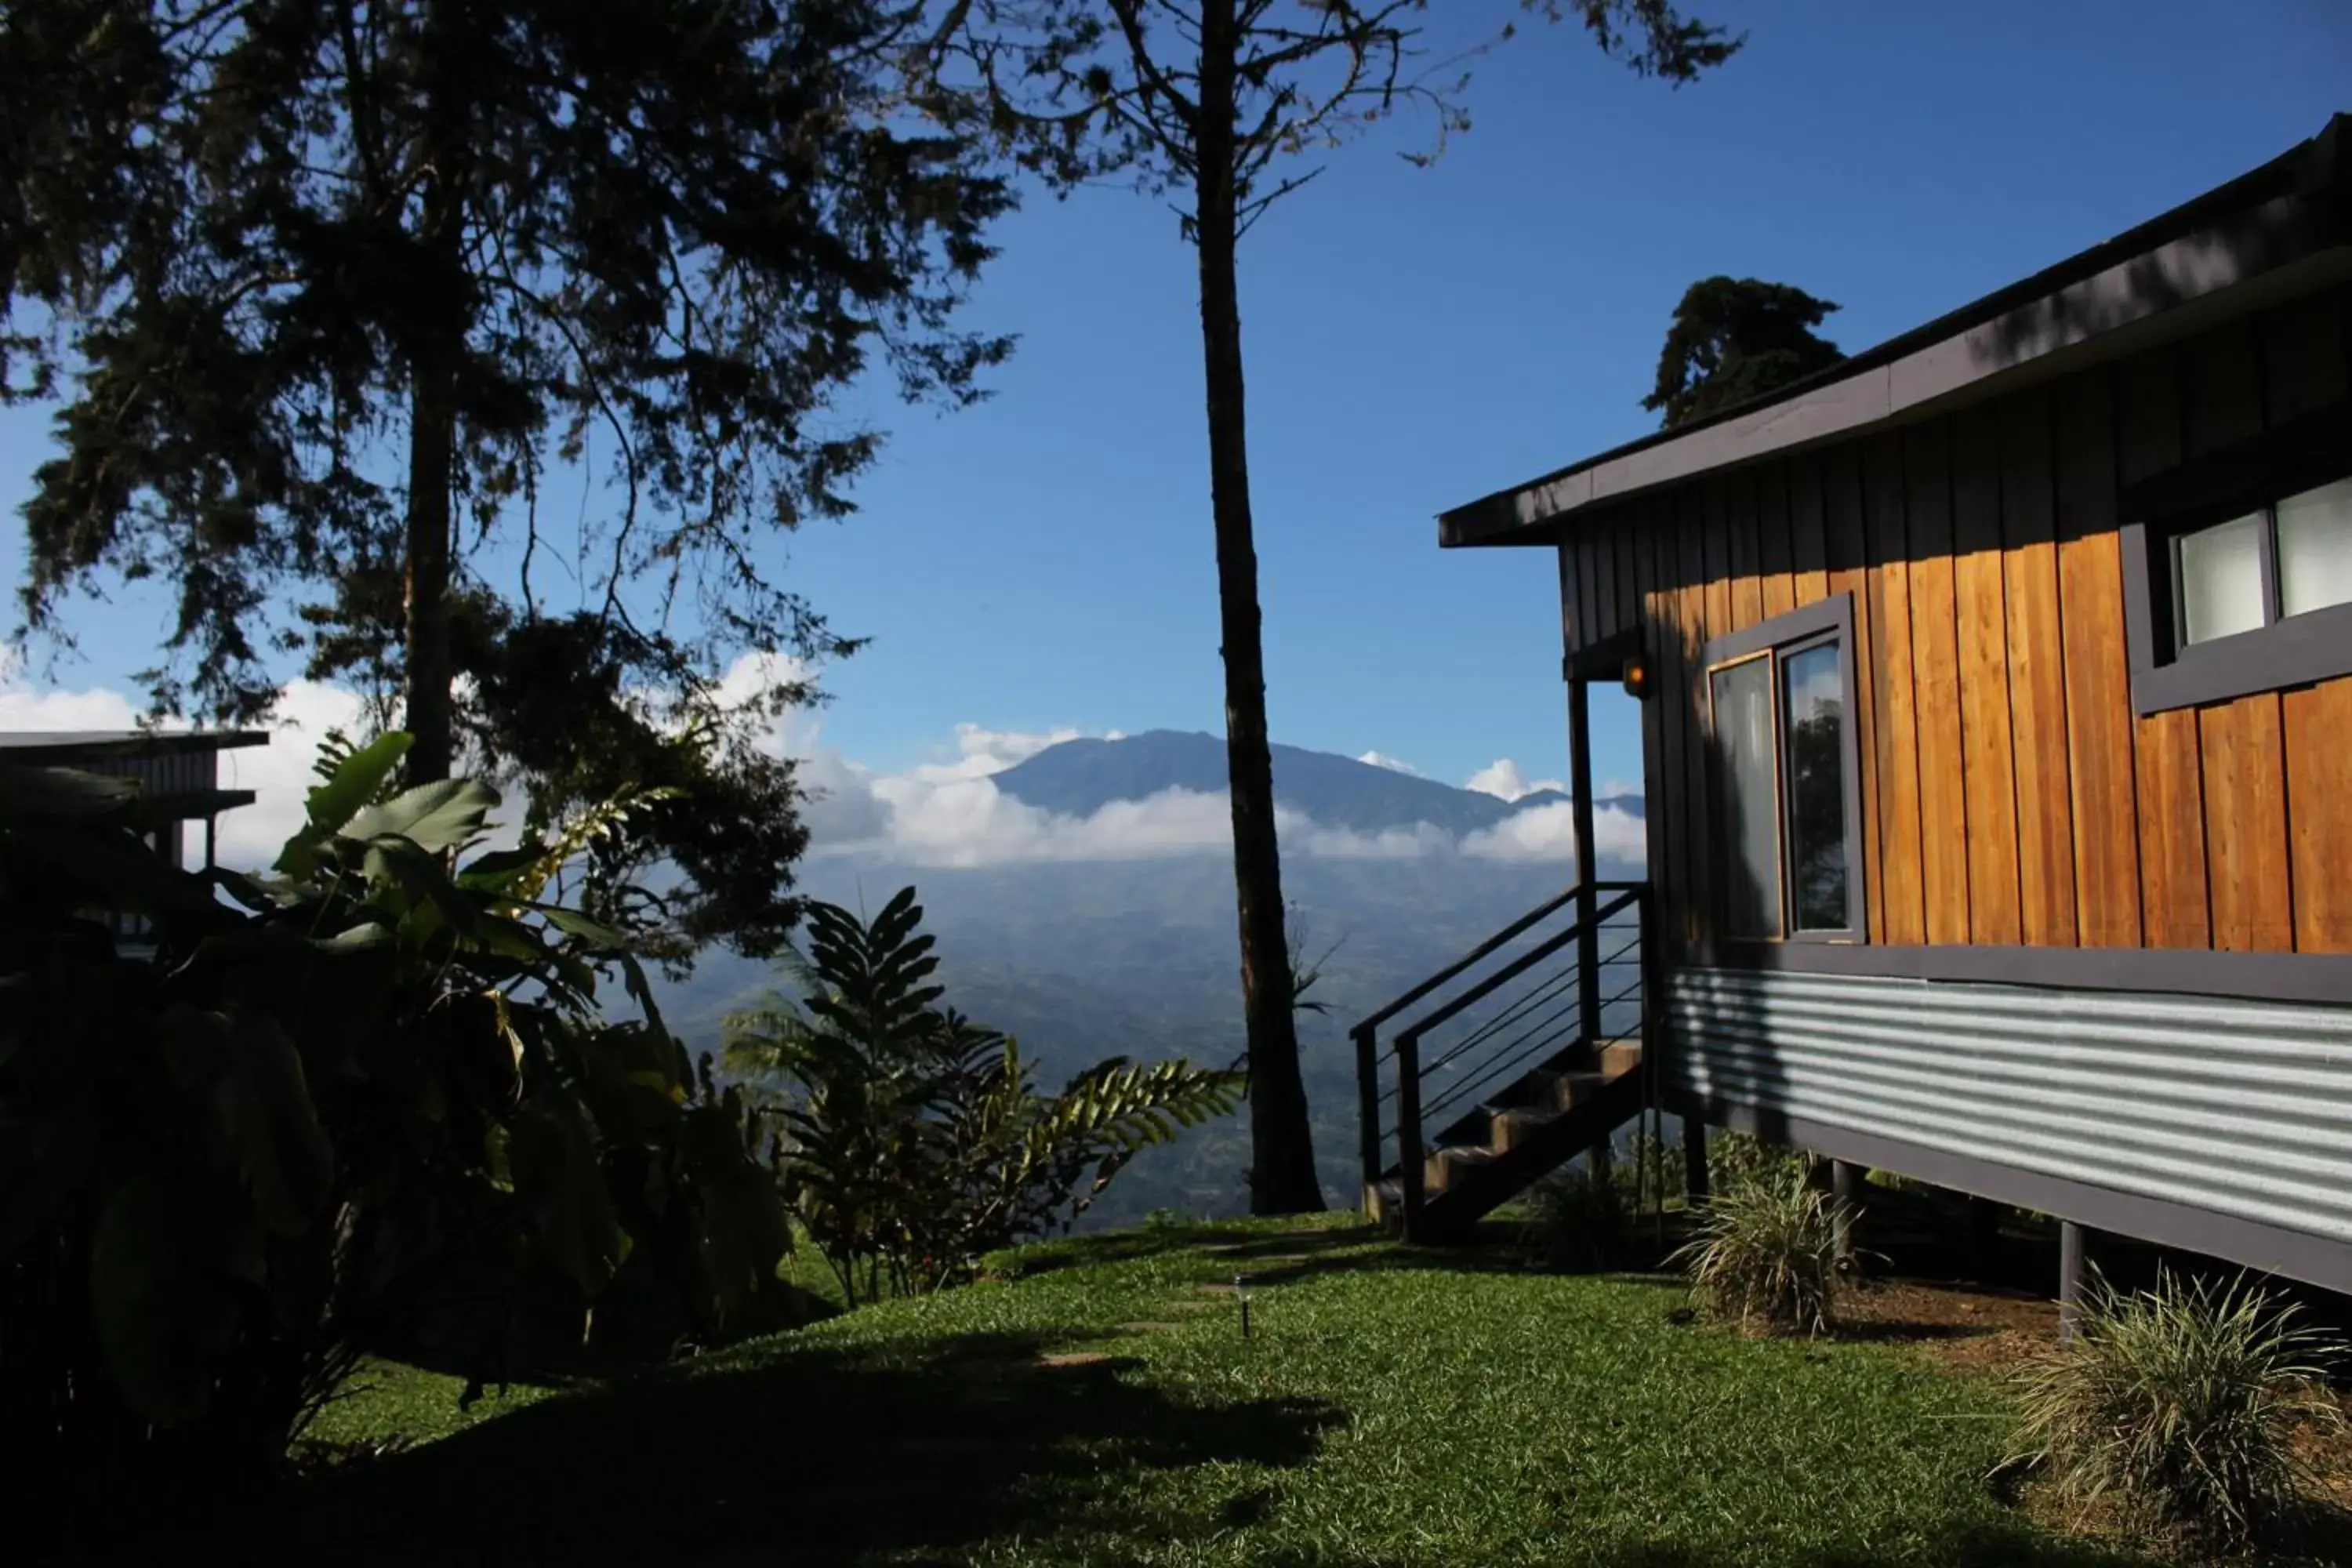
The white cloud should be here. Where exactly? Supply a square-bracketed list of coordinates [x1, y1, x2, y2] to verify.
[816, 773, 1472, 869]
[713, 649, 817, 721]
[1357, 750, 1419, 775]
[1463, 758, 1566, 802]
[1460, 800, 1647, 867]
[211, 681, 376, 867]
[4, 654, 1645, 875]
[1599, 776, 1646, 800]
[904, 721, 1092, 784]
[855, 779, 1236, 867]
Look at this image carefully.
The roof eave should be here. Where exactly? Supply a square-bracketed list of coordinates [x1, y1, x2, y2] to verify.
[1439, 112, 2352, 549]
[0, 729, 273, 763]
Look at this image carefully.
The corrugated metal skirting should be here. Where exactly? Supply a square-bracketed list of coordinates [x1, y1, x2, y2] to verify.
[1665, 967, 2352, 1247]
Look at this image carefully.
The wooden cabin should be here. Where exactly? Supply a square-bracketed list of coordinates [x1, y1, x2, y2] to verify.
[0, 729, 266, 871]
[1360, 114, 2352, 1298]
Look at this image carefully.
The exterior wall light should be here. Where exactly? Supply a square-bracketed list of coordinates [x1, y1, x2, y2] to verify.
[1621, 653, 1651, 701]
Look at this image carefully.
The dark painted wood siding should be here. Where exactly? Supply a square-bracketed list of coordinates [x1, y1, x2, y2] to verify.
[1555, 287, 2352, 960]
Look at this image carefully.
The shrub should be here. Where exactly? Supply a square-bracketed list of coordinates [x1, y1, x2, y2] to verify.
[2007, 1269, 2347, 1549]
[2, 736, 794, 1552]
[1524, 1156, 1639, 1272]
[725, 889, 1245, 1305]
[1671, 1166, 1849, 1334]
[1709, 1129, 1806, 1194]
[1621, 1127, 1683, 1213]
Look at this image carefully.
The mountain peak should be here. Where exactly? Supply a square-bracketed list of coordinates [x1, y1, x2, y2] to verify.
[992, 731, 1641, 837]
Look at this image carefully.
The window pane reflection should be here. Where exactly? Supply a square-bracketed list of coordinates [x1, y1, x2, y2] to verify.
[2177, 514, 2267, 644]
[1710, 657, 1781, 939]
[2278, 477, 2352, 619]
[1782, 641, 1849, 931]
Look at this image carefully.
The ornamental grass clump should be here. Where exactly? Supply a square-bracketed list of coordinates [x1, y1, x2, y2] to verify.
[2007, 1269, 2347, 1551]
[1670, 1166, 1849, 1335]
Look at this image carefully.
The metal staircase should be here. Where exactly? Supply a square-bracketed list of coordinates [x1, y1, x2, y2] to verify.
[1352, 881, 1654, 1243]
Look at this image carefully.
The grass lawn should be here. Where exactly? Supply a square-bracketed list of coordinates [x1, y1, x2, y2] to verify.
[299, 1214, 2161, 1568]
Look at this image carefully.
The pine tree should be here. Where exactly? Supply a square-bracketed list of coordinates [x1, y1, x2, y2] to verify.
[1, 0, 1013, 962]
[913, 0, 1740, 1211]
[1645, 275, 1843, 430]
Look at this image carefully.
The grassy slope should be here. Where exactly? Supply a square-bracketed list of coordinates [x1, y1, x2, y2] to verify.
[300, 1216, 2153, 1568]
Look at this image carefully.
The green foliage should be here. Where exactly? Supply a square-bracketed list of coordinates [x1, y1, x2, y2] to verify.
[920, 2, 1741, 212]
[2007, 1269, 2347, 1549]
[724, 888, 1244, 1305]
[1523, 1155, 1640, 1272]
[1623, 1126, 1684, 1210]
[298, 1214, 2120, 1567]
[0, 0, 1014, 958]
[1672, 1166, 1850, 1335]
[912, 0, 1739, 1218]
[0, 735, 794, 1551]
[1645, 275, 1845, 430]
[1711, 1127, 1808, 1194]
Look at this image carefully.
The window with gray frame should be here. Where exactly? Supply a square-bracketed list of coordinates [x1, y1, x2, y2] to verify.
[2121, 411, 2352, 715]
[2171, 476, 2352, 646]
[1700, 594, 1866, 944]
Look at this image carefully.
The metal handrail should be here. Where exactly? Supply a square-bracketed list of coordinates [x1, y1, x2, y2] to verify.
[1411, 927, 1649, 1128]
[1352, 886, 1577, 1043]
[1356, 880, 1656, 1243]
[1391, 922, 1643, 1108]
[1377, 964, 1577, 1108]
[1350, 877, 1646, 1040]
[1392, 884, 1639, 1044]
[1417, 996, 1582, 1126]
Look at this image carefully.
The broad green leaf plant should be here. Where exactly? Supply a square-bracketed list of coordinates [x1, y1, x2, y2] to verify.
[726, 888, 1244, 1305]
[1, 735, 794, 1552]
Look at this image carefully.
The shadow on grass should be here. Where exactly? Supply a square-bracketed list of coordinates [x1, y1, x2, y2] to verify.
[296, 1327, 1344, 1567]
[1581, 1528, 2158, 1567]
[982, 1219, 1272, 1278]
[1223, 1225, 1650, 1290]
[1225, 1519, 2157, 1568]
[989, 1218, 1398, 1282]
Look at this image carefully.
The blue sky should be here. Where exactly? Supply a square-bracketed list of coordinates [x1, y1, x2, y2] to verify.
[5, 1, 2350, 827]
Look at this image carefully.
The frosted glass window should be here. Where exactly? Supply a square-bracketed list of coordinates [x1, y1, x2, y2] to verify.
[2278, 476, 2352, 619]
[1780, 642, 1849, 932]
[2176, 514, 2267, 645]
[1710, 656, 1781, 939]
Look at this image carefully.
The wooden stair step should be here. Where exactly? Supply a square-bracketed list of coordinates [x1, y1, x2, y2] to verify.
[1423, 1145, 1497, 1196]
[1594, 1040, 1642, 1078]
[1485, 1105, 1560, 1155]
[1526, 1069, 1609, 1113]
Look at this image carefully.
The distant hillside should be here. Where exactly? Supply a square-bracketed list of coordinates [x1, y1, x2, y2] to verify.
[992, 729, 1641, 836]
[658, 845, 1646, 1230]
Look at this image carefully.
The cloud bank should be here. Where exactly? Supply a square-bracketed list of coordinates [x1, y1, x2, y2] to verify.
[1463, 757, 1566, 802]
[3, 653, 1644, 873]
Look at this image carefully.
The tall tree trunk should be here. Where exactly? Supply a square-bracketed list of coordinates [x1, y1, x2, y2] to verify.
[403, 364, 456, 785]
[401, 2, 466, 785]
[1193, 0, 1322, 1214]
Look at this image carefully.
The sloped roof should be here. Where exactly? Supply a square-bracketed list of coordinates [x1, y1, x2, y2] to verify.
[1440, 112, 2352, 548]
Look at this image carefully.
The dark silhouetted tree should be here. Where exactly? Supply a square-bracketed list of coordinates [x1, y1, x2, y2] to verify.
[0, 0, 1013, 964]
[913, 1, 1740, 1212]
[1644, 276, 1843, 429]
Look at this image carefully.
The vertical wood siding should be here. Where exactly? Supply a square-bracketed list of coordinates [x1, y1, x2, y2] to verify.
[1864, 432, 1926, 946]
[1558, 290, 2352, 961]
